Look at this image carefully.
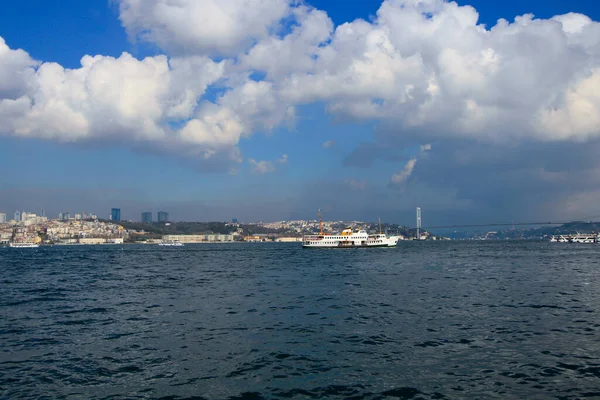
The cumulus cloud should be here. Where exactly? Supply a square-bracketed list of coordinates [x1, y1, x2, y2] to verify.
[2, 0, 600, 175]
[117, 0, 292, 56]
[253, 0, 600, 142]
[0, 44, 240, 164]
[420, 143, 432, 152]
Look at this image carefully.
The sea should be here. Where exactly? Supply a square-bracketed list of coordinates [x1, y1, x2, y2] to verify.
[1, 241, 600, 399]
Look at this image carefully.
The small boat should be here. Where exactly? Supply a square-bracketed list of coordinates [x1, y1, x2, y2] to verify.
[158, 240, 184, 247]
[550, 235, 570, 243]
[9, 242, 40, 248]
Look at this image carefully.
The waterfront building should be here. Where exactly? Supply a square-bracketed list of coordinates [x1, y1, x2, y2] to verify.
[142, 212, 152, 223]
[0, 213, 6, 223]
[157, 211, 169, 222]
[79, 237, 106, 245]
[111, 208, 121, 222]
[162, 234, 234, 243]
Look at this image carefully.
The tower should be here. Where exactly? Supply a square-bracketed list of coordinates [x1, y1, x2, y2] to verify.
[111, 208, 121, 222]
[416, 207, 421, 240]
[157, 211, 169, 223]
[142, 212, 152, 223]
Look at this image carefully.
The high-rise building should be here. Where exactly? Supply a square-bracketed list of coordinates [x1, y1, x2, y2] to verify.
[157, 211, 169, 222]
[0, 213, 6, 223]
[142, 212, 152, 223]
[14, 210, 21, 222]
[111, 208, 121, 222]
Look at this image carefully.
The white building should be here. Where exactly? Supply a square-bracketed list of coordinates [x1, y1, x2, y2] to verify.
[0, 213, 6, 223]
[162, 234, 234, 243]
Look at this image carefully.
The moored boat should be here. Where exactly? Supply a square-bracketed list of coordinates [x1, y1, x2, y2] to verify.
[158, 240, 184, 247]
[9, 242, 40, 248]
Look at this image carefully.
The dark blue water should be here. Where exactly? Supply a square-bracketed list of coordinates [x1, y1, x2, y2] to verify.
[1, 241, 600, 399]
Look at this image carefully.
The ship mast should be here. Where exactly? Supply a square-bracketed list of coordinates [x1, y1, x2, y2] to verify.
[318, 209, 323, 235]
[379, 217, 382, 235]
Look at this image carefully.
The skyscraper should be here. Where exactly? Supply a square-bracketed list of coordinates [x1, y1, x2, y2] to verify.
[157, 211, 169, 223]
[14, 210, 20, 222]
[141, 212, 152, 223]
[111, 208, 121, 222]
[0, 213, 6, 223]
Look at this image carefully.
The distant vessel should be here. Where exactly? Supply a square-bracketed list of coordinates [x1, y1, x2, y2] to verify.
[302, 212, 400, 248]
[550, 234, 599, 243]
[159, 240, 184, 247]
[9, 242, 40, 248]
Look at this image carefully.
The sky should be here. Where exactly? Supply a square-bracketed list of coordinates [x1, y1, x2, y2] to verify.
[1, 0, 600, 226]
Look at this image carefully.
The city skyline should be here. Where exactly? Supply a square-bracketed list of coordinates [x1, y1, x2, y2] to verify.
[2, 0, 600, 225]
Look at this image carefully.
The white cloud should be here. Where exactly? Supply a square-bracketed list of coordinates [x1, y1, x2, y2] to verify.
[0, 37, 38, 100]
[248, 158, 275, 174]
[263, 0, 600, 142]
[390, 158, 417, 185]
[322, 140, 335, 149]
[117, 0, 291, 56]
[420, 143, 432, 152]
[248, 154, 287, 173]
[2, 0, 600, 175]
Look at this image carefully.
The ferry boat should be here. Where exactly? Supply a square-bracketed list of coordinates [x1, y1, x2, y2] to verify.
[9, 242, 40, 248]
[158, 240, 184, 247]
[549, 233, 600, 243]
[302, 212, 400, 248]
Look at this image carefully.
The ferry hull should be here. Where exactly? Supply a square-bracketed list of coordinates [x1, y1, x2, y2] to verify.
[302, 243, 397, 248]
[302, 235, 400, 248]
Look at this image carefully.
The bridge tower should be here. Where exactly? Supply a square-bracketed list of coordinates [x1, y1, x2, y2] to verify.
[416, 207, 421, 240]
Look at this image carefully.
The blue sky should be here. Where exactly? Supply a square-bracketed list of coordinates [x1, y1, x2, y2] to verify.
[1, 0, 600, 224]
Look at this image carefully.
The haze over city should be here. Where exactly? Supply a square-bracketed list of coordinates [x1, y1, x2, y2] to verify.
[2, 0, 600, 225]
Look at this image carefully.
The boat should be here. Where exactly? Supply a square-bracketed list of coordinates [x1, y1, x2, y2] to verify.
[302, 212, 400, 248]
[158, 240, 184, 247]
[571, 233, 596, 244]
[550, 235, 570, 243]
[9, 242, 40, 248]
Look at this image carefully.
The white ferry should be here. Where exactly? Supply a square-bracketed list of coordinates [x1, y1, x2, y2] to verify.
[159, 240, 184, 247]
[9, 242, 40, 248]
[302, 213, 400, 248]
[550, 233, 600, 243]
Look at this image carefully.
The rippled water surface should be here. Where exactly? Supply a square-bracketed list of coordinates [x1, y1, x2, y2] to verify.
[2, 241, 600, 399]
